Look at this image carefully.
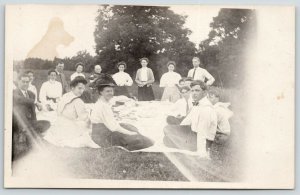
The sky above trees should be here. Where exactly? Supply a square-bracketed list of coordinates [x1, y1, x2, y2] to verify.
[10, 5, 220, 60]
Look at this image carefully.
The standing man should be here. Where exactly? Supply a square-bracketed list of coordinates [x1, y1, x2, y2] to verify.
[55, 62, 69, 94]
[163, 80, 217, 158]
[187, 57, 215, 85]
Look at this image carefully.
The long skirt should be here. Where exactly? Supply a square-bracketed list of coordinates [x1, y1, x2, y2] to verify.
[137, 85, 155, 101]
[91, 123, 153, 151]
[114, 86, 129, 97]
[43, 117, 99, 148]
[161, 86, 181, 103]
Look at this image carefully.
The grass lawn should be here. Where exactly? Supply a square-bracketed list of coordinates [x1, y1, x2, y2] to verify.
[12, 69, 246, 182]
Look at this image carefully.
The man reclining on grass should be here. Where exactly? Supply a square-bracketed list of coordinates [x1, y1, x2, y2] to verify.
[163, 81, 233, 158]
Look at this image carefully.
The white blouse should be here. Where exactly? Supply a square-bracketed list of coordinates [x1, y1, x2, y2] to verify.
[90, 98, 121, 131]
[140, 67, 148, 82]
[112, 72, 133, 86]
[39, 80, 63, 104]
[70, 72, 85, 81]
[159, 71, 182, 88]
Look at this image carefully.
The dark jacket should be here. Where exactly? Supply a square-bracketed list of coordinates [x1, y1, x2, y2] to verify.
[56, 71, 69, 94]
[13, 88, 37, 130]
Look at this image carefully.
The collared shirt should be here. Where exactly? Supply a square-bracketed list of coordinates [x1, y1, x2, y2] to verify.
[140, 67, 148, 82]
[28, 83, 37, 103]
[170, 96, 207, 118]
[70, 72, 85, 81]
[90, 98, 121, 131]
[181, 97, 217, 140]
[213, 102, 233, 135]
[39, 80, 63, 104]
[187, 67, 215, 85]
[112, 71, 133, 86]
[159, 71, 182, 87]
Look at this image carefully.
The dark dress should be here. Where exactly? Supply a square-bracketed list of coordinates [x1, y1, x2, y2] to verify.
[92, 123, 153, 151]
[137, 85, 155, 101]
[135, 67, 155, 101]
[90, 98, 153, 151]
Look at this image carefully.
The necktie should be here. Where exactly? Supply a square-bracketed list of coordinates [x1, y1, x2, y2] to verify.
[24, 91, 29, 98]
[186, 99, 189, 115]
[192, 68, 197, 79]
[59, 74, 62, 82]
[192, 101, 199, 106]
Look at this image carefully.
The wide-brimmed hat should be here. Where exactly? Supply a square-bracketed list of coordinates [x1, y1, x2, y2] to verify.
[70, 76, 87, 87]
[90, 73, 116, 89]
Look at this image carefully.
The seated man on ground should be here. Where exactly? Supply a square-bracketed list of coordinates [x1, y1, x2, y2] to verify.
[167, 80, 207, 125]
[163, 80, 217, 157]
[207, 87, 234, 144]
[13, 73, 50, 160]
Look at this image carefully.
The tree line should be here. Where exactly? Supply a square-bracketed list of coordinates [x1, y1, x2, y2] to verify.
[15, 7, 256, 88]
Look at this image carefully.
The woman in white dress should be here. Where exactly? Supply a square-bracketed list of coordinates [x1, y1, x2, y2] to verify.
[39, 70, 63, 111]
[112, 61, 133, 97]
[70, 62, 85, 81]
[43, 76, 100, 148]
[160, 61, 182, 102]
[90, 74, 153, 151]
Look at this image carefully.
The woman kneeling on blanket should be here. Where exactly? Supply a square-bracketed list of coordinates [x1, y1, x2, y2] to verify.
[90, 74, 153, 151]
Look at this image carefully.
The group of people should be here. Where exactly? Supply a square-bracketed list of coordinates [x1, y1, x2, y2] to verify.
[12, 56, 232, 160]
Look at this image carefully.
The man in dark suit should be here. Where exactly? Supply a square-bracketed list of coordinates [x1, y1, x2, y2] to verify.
[12, 73, 50, 160]
[55, 62, 69, 94]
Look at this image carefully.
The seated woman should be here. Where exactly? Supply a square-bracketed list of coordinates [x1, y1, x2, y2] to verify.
[39, 69, 63, 111]
[70, 62, 85, 81]
[43, 76, 100, 148]
[90, 74, 153, 151]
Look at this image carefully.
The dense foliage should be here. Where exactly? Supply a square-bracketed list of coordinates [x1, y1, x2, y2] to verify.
[17, 7, 255, 88]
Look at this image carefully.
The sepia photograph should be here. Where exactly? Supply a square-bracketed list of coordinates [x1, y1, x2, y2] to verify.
[4, 4, 294, 189]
